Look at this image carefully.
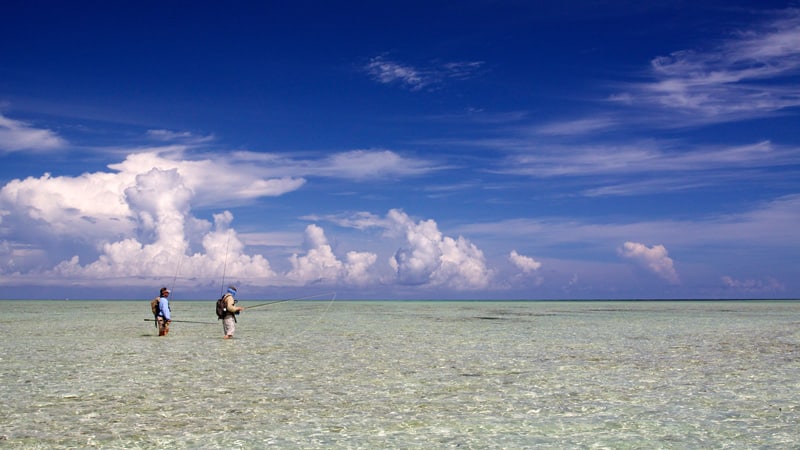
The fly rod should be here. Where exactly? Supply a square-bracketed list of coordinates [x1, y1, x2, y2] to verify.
[219, 229, 232, 297]
[166, 250, 184, 314]
[244, 291, 337, 310]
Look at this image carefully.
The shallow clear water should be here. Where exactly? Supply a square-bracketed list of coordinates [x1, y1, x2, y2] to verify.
[1, 300, 799, 448]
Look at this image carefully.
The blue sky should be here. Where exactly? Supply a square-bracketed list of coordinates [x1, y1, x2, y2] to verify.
[1, 1, 798, 300]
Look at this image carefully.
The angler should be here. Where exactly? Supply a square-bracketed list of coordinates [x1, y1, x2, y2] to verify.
[153, 287, 171, 336]
[217, 285, 245, 339]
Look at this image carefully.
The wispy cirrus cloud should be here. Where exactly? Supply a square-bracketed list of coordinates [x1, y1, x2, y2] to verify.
[320, 149, 439, 180]
[533, 116, 620, 136]
[0, 114, 66, 153]
[457, 194, 800, 251]
[146, 129, 215, 145]
[365, 56, 484, 91]
[495, 140, 799, 177]
[614, 8, 800, 122]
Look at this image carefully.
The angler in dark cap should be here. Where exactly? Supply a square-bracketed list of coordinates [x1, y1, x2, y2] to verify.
[156, 287, 171, 336]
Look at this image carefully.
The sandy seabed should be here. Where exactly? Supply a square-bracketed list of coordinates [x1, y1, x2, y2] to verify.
[1, 299, 799, 448]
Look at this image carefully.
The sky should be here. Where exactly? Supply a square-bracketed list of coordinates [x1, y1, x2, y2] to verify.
[1, 1, 799, 300]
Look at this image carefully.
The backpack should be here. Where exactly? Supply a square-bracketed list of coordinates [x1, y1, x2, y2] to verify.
[150, 297, 160, 316]
[215, 295, 227, 319]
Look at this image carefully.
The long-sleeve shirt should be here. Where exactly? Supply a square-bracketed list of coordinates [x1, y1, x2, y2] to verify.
[223, 293, 238, 314]
[158, 297, 171, 320]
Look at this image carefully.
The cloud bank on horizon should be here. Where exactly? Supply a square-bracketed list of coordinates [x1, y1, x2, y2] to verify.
[0, 2, 798, 299]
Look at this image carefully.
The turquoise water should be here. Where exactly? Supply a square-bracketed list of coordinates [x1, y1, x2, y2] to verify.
[1, 300, 799, 448]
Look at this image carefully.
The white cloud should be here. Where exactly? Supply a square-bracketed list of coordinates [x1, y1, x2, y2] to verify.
[345, 251, 378, 285]
[387, 209, 491, 289]
[0, 114, 66, 153]
[457, 195, 800, 277]
[287, 224, 344, 284]
[124, 168, 192, 249]
[509, 250, 542, 273]
[0, 149, 308, 241]
[108, 150, 307, 207]
[487, 139, 800, 199]
[618, 241, 680, 284]
[309, 211, 389, 230]
[0, 171, 137, 240]
[366, 56, 428, 90]
[203, 148, 438, 183]
[146, 129, 215, 144]
[620, 8, 800, 121]
[0, 149, 295, 286]
[534, 117, 619, 136]
[321, 150, 436, 180]
[43, 181, 277, 287]
[0, 144, 462, 290]
[365, 56, 484, 91]
[721, 275, 785, 293]
[497, 140, 798, 179]
[287, 224, 377, 285]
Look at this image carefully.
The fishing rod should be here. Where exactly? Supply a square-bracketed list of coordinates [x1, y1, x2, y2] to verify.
[244, 291, 337, 310]
[169, 250, 184, 298]
[219, 229, 232, 297]
[166, 250, 185, 316]
[144, 319, 216, 325]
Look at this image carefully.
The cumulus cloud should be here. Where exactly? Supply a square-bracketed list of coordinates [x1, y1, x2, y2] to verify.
[387, 209, 491, 289]
[0, 148, 297, 286]
[0, 149, 307, 241]
[287, 224, 377, 285]
[108, 150, 306, 206]
[0, 114, 66, 153]
[618, 241, 680, 284]
[509, 250, 542, 273]
[0, 171, 137, 241]
[0, 141, 474, 291]
[344, 250, 378, 285]
[44, 184, 276, 287]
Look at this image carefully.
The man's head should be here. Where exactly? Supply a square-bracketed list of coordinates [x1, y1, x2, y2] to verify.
[160, 287, 170, 297]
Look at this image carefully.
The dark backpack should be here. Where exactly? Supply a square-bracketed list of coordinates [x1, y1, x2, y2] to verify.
[215, 295, 227, 319]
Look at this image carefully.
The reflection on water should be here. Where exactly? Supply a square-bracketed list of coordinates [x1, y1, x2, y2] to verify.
[1, 300, 798, 448]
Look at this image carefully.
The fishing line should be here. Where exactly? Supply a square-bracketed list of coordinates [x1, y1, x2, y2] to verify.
[247, 291, 338, 339]
[143, 319, 216, 325]
[245, 291, 338, 310]
[219, 229, 232, 297]
[290, 291, 337, 337]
